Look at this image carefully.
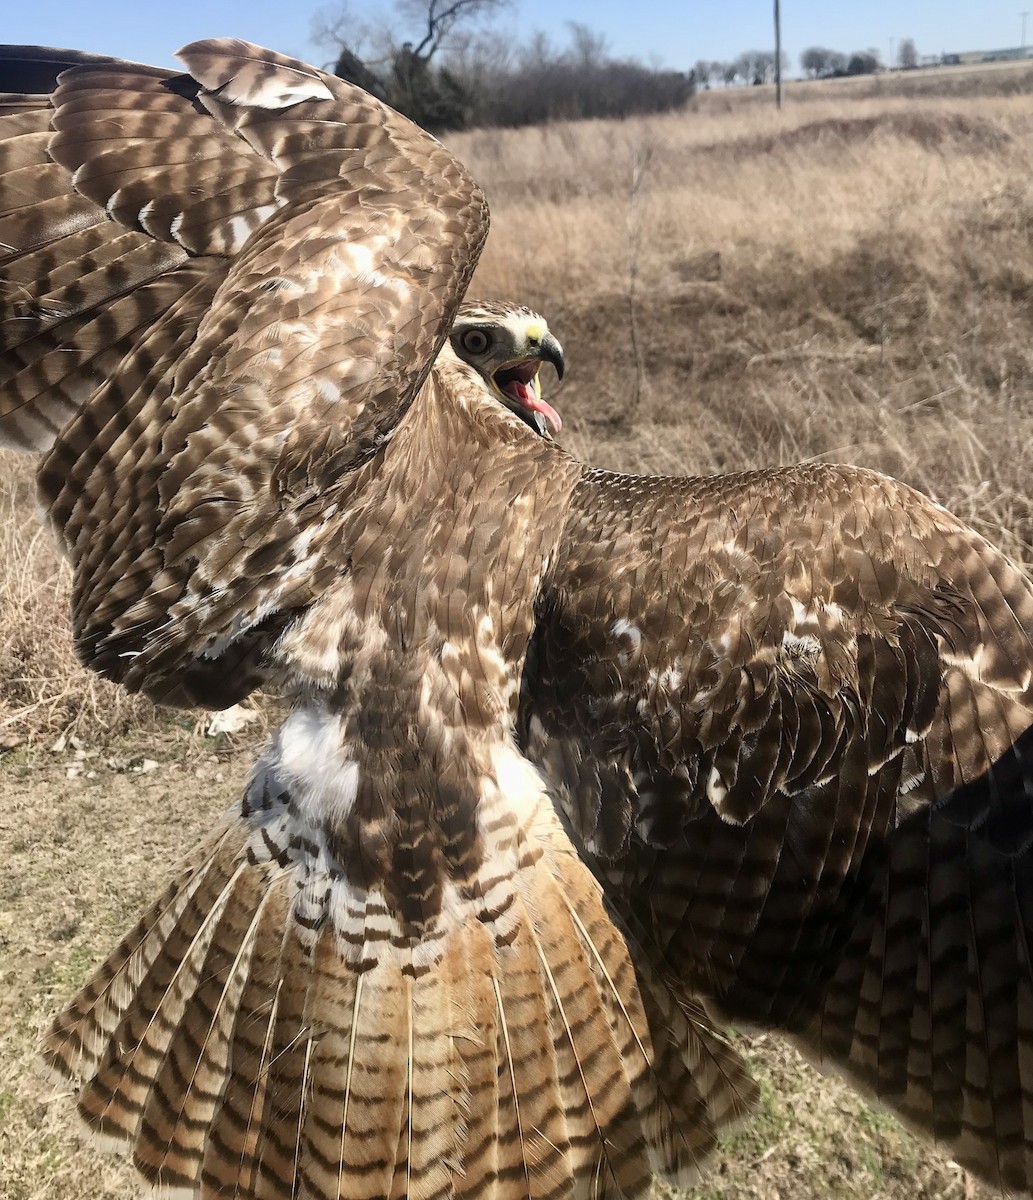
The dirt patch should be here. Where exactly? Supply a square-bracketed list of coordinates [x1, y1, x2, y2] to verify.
[0, 748, 254, 1199]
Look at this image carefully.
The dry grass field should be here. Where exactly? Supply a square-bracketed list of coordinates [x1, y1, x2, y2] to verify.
[4, 60, 1033, 1200]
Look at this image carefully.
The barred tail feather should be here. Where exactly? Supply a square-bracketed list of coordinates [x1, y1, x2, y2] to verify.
[41, 824, 246, 1091]
[200, 883, 292, 1199]
[42, 804, 755, 1199]
[551, 855, 759, 1192]
[443, 917, 501, 1198]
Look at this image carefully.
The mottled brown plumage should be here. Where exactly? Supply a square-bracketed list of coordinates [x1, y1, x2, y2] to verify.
[5, 34, 1033, 1200]
[522, 464, 1033, 1190]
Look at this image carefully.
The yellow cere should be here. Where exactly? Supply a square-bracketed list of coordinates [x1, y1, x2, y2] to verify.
[524, 322, 545, 342]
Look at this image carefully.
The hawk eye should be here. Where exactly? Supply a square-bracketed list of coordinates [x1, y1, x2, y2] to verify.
[460, 328, 491, 355]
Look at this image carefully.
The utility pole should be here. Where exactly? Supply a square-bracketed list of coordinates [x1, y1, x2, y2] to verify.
[774, 0, 782, 109]
[1022, 11, 1030, 54]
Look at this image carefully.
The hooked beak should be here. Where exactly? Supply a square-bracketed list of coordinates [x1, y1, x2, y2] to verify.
[538, 331, 565, 382]
[492, 332, 566, 438]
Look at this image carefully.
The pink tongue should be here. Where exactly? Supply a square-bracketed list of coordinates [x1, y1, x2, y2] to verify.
[509, 380, 562, 433]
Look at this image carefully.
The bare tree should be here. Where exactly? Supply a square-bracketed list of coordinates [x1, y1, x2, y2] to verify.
[395, 0, 510, 61]
[845, 49, 881, 75]
[311, 5, 387, 70]
[735, 49, 775, 85]
[566, 22, 609, 69]
[446, 26, 513, 90]
[692, 59, 712, 89]
[313, 0, 510, 131]
[897, 37, 918, 69]
[314, 1, 510, 78]
[800, 46, 830, 77]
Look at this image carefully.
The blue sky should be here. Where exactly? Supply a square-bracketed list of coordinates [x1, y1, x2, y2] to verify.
[3, 1, 1027, 75]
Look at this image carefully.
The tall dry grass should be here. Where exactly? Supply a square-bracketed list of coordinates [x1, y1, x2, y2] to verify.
[0, 453, 157, 744]
[3, 67, 1033, 743]
[458, 81, 1033, 554]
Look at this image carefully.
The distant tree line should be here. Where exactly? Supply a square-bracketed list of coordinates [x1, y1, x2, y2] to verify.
[692, 38, 920, 89]
[317, 1, 693, 132]
[457, 24, 694, 128]
[799, 46, 881, 78]
[692, 51, 788, 88]
[799, 40, 918, 79]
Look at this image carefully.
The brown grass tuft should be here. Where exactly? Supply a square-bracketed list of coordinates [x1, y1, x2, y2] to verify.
[457, 80, 1033, 580]
[694, 108, 1014, 159]
[0, 452, 161, 746]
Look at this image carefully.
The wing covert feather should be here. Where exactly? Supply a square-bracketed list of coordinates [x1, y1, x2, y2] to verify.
[0, 39, 489, 704]
[522, 461, 1033, 1191]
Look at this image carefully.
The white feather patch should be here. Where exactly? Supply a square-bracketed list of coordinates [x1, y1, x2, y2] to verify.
[490, 741, 550, 816]
[274, 707, 359, 828]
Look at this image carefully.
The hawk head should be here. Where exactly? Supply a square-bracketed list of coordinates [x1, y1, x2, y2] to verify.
[449, 301, 565, 437]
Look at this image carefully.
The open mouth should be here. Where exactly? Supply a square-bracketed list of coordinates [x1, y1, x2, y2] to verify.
[493, 361, 562, 437]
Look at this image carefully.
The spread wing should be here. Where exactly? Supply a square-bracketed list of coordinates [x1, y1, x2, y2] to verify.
[9, 44, 754, 1200]
[0, 40, 488, 705]
[521, 461, 1033, 1192]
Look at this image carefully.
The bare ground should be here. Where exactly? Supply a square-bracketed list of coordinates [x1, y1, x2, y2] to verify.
[0, 741, 251, 1200]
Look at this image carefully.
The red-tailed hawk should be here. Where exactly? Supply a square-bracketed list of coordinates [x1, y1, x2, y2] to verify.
[4, 38, 1033, 1199]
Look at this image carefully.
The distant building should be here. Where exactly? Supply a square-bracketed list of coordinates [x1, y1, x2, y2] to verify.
[950, 47, 1031, 64]
[892, 47, 1031, 69]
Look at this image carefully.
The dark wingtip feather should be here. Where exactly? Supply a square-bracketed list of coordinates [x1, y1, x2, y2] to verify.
[0, 45, 134, 94]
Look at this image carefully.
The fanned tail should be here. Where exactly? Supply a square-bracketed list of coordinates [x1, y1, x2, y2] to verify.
[43, 769, 756, 1199]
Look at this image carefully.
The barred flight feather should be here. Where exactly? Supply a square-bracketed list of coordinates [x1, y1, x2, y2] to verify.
[42, 768, 742, 1199]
